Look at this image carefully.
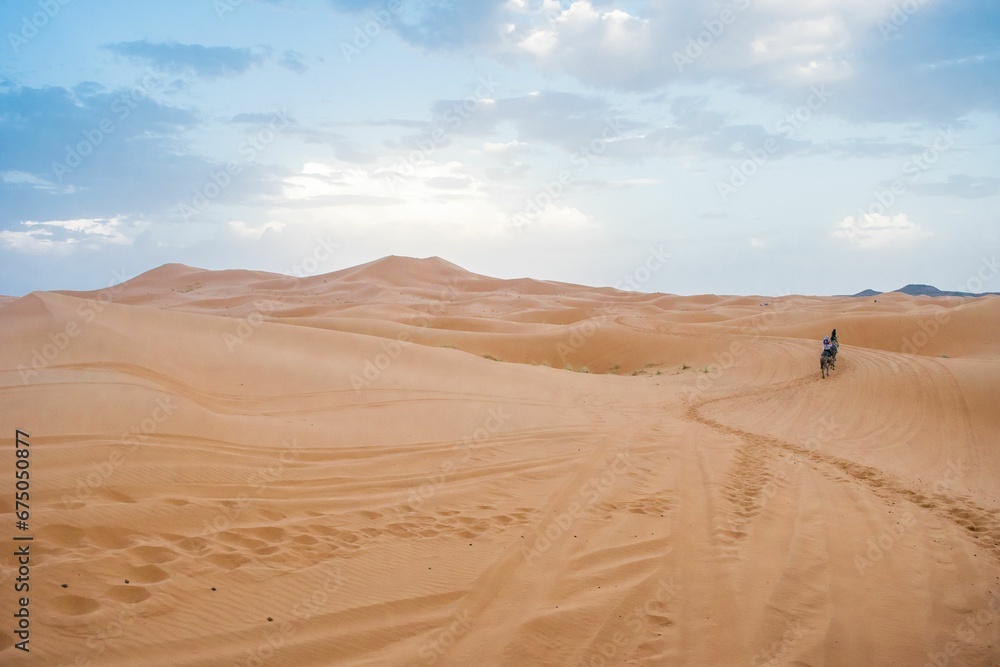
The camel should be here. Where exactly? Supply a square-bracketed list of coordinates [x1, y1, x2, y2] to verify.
[821, 352, 834, 378]
[821, 328, 839, 378]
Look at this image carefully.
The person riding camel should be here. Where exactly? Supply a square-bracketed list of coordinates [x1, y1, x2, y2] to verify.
[822, 337, 833, 357]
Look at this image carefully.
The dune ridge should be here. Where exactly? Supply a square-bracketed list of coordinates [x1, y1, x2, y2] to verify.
[2, 257, 999, 665]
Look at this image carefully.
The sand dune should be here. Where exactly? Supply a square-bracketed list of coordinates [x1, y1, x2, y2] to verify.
[2, 257, 1000, 665]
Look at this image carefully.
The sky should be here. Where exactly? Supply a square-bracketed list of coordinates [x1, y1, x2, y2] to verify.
[1, 0, 998, 296]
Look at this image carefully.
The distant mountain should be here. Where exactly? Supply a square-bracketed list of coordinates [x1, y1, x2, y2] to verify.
[896, 284, 954, 297]
[850, 284, 1000, 298]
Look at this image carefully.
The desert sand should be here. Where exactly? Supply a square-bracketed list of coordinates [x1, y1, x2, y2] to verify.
[2, 255, 999, 666]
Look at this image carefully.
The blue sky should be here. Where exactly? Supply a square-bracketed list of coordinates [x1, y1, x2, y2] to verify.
[1, 0, 998, 296]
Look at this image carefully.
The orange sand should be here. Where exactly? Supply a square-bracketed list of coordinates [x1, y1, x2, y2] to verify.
[2, 256, 999, 665]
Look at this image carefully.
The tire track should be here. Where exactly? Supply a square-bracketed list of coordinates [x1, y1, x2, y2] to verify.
[685, 375, 1000, 563]
[429, 405, 679, 666]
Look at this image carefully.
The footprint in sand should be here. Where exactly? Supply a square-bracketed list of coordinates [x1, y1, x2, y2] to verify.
[246, 526, 286, 542]
[52, 595, 101, 616]
[207, 553, 251, 570]
[37, 524, 87, 547]
[130, 545, 179, 564]
[176, 536, 211, 554]
[126, 564, 169, 584]
[252, 543, 282, 558]
[106, 585, 152, 604]
[89, 529, 135, 550]
[216, 530, 268, 550]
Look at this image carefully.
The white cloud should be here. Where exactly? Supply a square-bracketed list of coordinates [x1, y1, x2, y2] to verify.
[271, 159, 605, 248]
[497, 0, 932, 90]
[0, 228, 55, 253]
[483, 140, 530, 154]
[24, 217, 137, 244]
[283, 159, 489, 203]
[228, 220, 286, 239]
[751, 17, 848, 60]
[1, 217, 146, 253]
[520, 204, 597, 233]
[279, 159, 497, 232]
[832, 212, 931, 249]
[508, 1, 656, 87]
[519, 28, 559, 58]
[606, 178, 659, 189]
[301, 162, 336, 177]
[2, 170, 76, 194]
